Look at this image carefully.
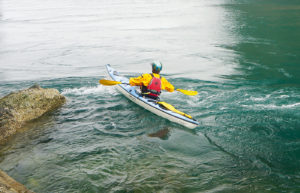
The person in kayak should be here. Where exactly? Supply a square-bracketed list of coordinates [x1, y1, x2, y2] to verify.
[129, 61, 174, 100]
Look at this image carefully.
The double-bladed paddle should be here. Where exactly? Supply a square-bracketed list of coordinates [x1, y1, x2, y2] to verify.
[99, 79, 128, 86]
[157, 101, 193, 119]
[99, 79, 198, 96]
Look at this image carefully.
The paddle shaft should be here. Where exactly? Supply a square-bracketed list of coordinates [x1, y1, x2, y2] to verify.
[99, 79, 197, 96]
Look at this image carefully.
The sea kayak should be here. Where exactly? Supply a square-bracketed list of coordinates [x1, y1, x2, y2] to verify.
[105, 64, 199, 129]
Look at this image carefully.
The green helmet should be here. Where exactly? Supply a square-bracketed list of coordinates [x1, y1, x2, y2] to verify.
[151, 61, 162, 73]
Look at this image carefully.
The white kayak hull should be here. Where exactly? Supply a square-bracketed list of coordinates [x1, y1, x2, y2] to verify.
[105, 64, 199, 129]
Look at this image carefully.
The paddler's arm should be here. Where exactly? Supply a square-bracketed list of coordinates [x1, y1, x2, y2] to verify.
[129, 74, 152, 86]
[161, 77, 175, 92]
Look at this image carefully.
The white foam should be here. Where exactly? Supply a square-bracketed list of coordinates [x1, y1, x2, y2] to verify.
[250, 94, 270, 102]
[278, 68, 293, 78]
[242, 102, 300, 110]
[278, 95, 289, 99]
[281, 102, 300, 109]
[62, 85, 118, 96]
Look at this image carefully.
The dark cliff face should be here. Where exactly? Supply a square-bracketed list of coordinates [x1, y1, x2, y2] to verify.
[0, 85, 66, 143]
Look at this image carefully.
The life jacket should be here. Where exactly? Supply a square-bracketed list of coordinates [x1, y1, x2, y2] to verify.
[146, 74, 161, 97]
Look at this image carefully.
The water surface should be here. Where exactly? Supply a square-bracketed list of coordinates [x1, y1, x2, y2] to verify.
[0, 0, 299, 192]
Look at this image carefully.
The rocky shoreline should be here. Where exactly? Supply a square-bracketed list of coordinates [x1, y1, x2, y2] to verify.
[0, 84, 66, 192]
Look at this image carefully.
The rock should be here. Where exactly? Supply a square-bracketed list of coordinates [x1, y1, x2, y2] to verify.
[148, 128, 170, 140]
[0, 84, 66, 143]
[0, 170, 34, 193]
[29, 84, 41, 90]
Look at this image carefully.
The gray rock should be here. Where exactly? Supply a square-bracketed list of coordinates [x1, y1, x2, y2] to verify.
[0, 84, 65, 192]
[29, 84, 41, 90]
[0, 84, 66, 143]
[0, 170, 34, 193]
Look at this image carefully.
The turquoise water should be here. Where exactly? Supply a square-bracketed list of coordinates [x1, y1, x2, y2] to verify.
[0, 0, 300, 192]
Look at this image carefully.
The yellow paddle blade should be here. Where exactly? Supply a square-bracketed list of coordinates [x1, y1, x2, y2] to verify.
[176, 89, 198, 96]
[99, 79, 122, 86]
[157, 101, 193, 119]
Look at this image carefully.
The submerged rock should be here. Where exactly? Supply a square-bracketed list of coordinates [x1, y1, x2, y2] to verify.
[0, 170, 34, 193]
[0, 84, 66, 143]
[148, 128, 170, 140]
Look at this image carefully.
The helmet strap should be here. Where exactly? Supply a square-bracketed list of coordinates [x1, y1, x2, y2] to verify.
[152, 69, 160, 74]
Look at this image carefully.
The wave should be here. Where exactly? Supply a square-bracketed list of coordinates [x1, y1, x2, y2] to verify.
[61, 85, 118, 96]
[242, 102, 300, 110]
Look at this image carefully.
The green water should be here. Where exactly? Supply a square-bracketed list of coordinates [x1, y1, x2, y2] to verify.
[0, 0, 300, 192]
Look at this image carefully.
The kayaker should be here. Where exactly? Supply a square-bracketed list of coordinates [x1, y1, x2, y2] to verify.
[129, 61, 174, 100]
